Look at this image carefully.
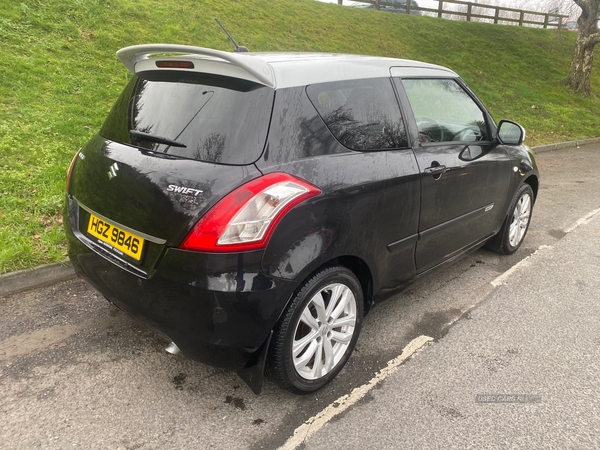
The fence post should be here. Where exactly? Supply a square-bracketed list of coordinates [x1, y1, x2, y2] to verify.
[438, 0, 443, 18]
[494, 7, 499, 24]
[467, 3, 472, 21]
[406, 0, 411, 15]
[338, 0, 342, 4]
[375, 0, 380, 10]
[543, 13, 549, 28]
[519, 11, 524, 26]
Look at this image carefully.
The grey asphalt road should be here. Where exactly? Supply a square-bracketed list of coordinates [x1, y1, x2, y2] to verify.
[1, 144, 599, 449]
[302, 194, 600, 449]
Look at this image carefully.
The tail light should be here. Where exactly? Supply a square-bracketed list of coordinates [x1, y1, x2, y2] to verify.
[66, 150, 80, 192]
[180, 173, 321, 252]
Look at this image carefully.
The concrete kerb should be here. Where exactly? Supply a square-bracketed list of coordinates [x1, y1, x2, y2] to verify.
[0, 138, 598, 298]
[0, 261, 76, 297]
[533, 137, 600, 153]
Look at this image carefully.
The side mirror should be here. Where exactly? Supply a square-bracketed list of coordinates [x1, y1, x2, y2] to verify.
[497, 120, 525, 146]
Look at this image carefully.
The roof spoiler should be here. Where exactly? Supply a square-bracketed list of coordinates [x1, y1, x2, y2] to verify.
[116, 44, 275, 87]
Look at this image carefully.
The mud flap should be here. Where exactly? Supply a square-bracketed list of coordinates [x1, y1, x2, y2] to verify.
[237, 331, 273, 395]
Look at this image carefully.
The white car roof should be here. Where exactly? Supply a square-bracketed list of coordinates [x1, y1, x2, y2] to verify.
[117, 44, 457, 89]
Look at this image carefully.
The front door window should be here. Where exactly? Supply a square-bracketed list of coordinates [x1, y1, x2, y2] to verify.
[401, 79, 489, 144]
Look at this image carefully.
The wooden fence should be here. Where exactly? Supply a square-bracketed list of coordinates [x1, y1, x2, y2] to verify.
[337, 0, 569, 28]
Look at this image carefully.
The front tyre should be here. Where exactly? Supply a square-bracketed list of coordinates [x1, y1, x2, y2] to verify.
[266, 266, 364, 394]
[487, 183, 534, 255]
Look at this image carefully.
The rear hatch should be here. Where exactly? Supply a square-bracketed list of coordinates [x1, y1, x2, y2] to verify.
[67, 61, 275, 277]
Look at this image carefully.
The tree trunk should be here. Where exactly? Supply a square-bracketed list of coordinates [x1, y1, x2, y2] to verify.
[568, 38, 597, 96]
[565, 0, 600, 96]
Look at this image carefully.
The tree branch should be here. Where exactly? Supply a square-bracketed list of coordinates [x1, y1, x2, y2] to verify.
[581, 32, 600, 46]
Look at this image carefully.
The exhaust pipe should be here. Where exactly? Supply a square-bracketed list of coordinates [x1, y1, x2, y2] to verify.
[165, 341, 181, 355]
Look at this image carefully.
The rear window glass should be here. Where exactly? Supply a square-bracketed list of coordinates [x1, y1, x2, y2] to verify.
[99, 72, 274, 165]
[306, 78, 407, 151]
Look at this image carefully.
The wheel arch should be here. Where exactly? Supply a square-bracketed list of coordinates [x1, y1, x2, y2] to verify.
[333, 255, 374, 315]
[524, 175, 539, 202]
[287, 255, 375, 316]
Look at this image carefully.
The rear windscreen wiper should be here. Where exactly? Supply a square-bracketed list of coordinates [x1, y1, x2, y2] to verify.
[139, 149, 179, 160]
[129, 130, 187, 148]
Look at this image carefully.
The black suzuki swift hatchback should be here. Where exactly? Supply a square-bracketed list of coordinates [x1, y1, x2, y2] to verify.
[65, 44, 539, 394]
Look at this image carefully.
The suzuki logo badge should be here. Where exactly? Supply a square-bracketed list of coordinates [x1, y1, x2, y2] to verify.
[107, 162, 119, 180]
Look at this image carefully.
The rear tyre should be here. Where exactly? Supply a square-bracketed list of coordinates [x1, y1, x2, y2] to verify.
[486, 183, 534, 255]
[266, 266, 363, 394]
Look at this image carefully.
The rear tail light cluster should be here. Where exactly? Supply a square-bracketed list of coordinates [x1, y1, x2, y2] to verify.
[180, 173, 321, 252]
[65, 150, 80, 192]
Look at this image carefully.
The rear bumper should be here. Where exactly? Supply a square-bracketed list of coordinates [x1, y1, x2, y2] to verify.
[65, 206, 298, 369]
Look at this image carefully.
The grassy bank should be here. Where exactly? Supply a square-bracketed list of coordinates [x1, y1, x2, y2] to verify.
[1, 0, 599, 274]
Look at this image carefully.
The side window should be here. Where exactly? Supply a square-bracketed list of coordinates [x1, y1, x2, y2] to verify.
[265, 86, 348, 165]
[306, 79, 408, 151]
[400, 79, 489, 143]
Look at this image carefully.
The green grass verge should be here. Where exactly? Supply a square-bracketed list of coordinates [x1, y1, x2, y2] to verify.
[1, 0, 599, 274]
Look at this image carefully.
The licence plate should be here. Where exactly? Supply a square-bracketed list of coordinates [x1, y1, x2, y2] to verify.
[87, 214, 145, 261]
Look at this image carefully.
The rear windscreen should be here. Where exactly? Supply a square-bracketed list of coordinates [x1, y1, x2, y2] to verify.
[100, 71, 274, 165]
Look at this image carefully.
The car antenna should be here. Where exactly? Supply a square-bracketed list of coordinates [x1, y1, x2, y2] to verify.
[214, 18, 249, 53]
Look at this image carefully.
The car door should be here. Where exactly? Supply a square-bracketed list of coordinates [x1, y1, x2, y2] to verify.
[259, 78, 422, 293]
[394, 77, 513, 273]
